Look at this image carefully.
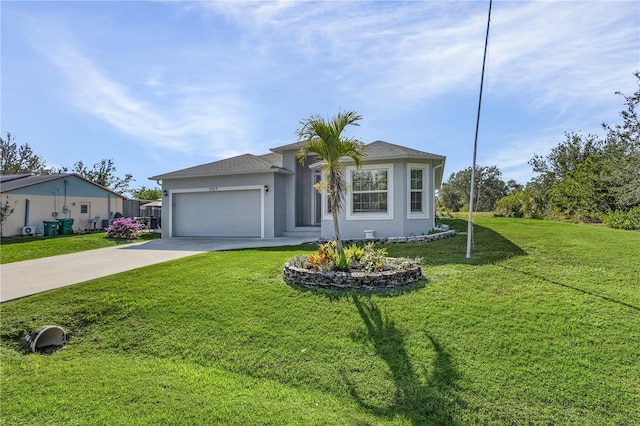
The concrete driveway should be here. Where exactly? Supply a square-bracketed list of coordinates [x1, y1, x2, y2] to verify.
[0, 237, 313, 303]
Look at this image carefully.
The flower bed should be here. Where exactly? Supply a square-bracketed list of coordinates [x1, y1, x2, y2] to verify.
[283, 259, 423, 291]
[283, 241, 424, 292]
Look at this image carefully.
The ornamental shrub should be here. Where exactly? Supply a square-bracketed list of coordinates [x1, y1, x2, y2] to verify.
[494, 191, 525, 218]
[293, 241, 419, 275]
[344, 243, 366, 262]
[105, 217, 142, 240]
[602, 207, 640, 230]
[309, 241, 337, 270]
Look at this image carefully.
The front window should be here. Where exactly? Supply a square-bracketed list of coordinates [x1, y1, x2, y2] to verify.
[346, 164, 394, 220]
[352, 169, 388, 213]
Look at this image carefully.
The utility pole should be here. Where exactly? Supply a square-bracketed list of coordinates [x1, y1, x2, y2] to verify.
[467, 0, 493, 259]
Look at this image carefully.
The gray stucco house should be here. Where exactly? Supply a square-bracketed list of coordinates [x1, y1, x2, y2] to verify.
[149, 141, 445, 240]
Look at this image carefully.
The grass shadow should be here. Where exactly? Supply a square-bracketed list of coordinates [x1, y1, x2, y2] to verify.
[384, 219, 526, 267]
[344, 297, 464, 425]
[285, 278, 428, 301]
[499, 264, 640, 312]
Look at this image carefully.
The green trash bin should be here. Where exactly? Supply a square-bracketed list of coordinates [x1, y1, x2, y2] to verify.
[58, 218, 74, 235]
[43, 221, 59, 237]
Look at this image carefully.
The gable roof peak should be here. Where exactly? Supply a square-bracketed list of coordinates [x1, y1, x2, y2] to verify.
[363, 140, 446, 160]
[149, 152, 289, 180]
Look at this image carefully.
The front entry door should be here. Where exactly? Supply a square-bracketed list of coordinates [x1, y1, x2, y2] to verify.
[313, 172, 322, 225]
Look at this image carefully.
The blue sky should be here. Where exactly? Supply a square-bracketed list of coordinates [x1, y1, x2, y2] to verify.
[2, 1, 638, 192]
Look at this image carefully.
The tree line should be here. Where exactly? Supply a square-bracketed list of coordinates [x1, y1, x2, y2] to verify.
[439, 72, 640, 230]
[0, 133, 161, 200]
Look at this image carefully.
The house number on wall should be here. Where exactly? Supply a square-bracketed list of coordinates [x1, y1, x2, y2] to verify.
[209, 187, 218, 191]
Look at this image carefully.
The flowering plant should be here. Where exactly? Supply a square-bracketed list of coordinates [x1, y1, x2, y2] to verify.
[287, 241, 421, 274]
[105, 217, 142, 240]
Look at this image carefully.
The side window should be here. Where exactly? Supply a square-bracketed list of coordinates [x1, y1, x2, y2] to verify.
[408, 165, 429, 219]
[410, 168, 423, 213]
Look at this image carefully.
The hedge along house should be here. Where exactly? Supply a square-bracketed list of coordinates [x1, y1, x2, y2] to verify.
[0, 174, 125, 237]
[150, 141, 445, 240]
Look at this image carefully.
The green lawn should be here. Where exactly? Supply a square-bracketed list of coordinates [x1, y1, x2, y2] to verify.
[1, 218, 638, 425]
[0, 232, 160, 264]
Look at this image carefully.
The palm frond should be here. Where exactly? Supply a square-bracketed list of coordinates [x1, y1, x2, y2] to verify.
[294, 110, 365, 250]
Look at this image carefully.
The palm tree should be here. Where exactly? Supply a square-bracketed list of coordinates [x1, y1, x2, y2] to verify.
[296, 111, 367, 253]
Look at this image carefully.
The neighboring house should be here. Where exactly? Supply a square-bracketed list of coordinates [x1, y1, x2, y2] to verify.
[150, 141, 446, 240]
[0, 174, 125, 236]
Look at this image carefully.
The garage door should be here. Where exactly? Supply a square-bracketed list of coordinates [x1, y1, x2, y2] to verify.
[173, 190, 261, 237]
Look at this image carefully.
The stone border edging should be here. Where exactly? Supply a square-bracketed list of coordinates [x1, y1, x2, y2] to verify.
[318, 230, 457, 245]
[283, 261, 423, 292]
[283, 230, 456, 293]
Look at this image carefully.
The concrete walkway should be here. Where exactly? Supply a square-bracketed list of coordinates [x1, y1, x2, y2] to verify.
[0, 237, 313, 303]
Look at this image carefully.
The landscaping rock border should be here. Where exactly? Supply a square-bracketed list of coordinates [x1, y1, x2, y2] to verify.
[283, 261, 423, 292]
[283, 230, 455, 293]
[317, 229, 457, 245]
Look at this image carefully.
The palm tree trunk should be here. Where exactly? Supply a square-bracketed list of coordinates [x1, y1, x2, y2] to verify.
[331, 197, 343, 253]
[329, 171, 344, 253]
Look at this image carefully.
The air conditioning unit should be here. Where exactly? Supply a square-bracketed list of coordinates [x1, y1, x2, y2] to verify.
[22, 226, 36, 235]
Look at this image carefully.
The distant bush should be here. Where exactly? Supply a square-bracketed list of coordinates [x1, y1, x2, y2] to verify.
[105, 217, 142, 240]
[436, 205, 453, 218]
[494, 191, 526, 218]
[602, 207, 640, 230]
[494, 189, 548, 219]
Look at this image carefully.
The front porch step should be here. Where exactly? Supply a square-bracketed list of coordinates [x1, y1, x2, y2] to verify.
[282, 228, 321, 239]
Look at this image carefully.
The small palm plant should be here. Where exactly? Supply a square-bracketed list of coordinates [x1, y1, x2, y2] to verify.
[296, 111, 367, 254]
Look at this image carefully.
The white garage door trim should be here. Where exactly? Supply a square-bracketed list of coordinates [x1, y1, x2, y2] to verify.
[167, 185, 265, 238]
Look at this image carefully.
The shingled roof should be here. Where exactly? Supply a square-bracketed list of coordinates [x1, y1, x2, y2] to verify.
[0, 174, 32, 183]
[270, 140, 445, 160]
[301, 140, 446, 186]
[269, 140, 309, 153]
[0, 173, 126, 198]
[364, 141, 445, 160]
[149, 153, 291, 180]
[151, 140, 445, 187]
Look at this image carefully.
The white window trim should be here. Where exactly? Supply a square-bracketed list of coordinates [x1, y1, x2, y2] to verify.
[319, 172, 332, 221]
[346, 163, 394, 221]
[322, 187, 332, 221]
[407, 163, 429, 219]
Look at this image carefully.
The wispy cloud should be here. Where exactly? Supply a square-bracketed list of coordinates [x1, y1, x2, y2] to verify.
[12, 0, 638, 183]
[485, 2, 637, 109]
[196, 1, 637, 111]
[24, 20, 255, 158]
[26, 1, 638, 140]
